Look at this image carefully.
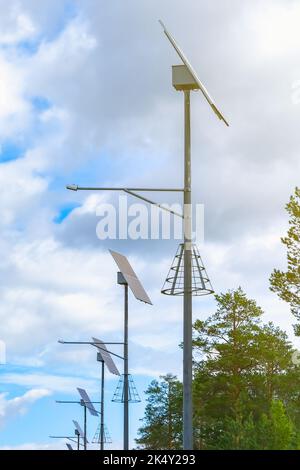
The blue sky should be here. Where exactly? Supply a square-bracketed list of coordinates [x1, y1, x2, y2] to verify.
[0, 0, 300, 450]
[0, 142, 25, 163]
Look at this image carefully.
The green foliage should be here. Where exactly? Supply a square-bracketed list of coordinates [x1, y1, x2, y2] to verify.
[266, 400, 294, 450]
[136, 288, 300, 450]
[270, 187, 300, 333]
[192, 288, 300, 449]
[213, 401, 296, 450]
[135, 374, 183, 449]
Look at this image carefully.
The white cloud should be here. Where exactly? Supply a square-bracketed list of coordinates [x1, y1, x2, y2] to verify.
[0, 54, 31, 140]
[0, 153, 48, 227]
[0, 2, 36, 46]
[0, 233, 183, 377]
[0, 57, 25, 118]
[25, 17, 98, 104]
[0, 389, 51, 429]
[0, 238, 123, 358]
[0, 373, 98, 394]
[250, 1, 300, 60]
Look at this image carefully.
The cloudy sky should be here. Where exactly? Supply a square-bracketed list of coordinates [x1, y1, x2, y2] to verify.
[0, 0, 299, 450]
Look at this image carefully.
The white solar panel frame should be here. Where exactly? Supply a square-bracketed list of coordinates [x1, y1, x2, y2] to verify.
[159, 20, 229, 127]
[109, 250, 152, 305]
[92, 337, 120, 376]
[77, 388, 98, 417]
[72, 420, 87, 442]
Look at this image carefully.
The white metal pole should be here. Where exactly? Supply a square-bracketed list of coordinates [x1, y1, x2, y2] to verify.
[124, 283, 129, 450]
[100, 359, 105, 450]
[183, 90, 193, 450]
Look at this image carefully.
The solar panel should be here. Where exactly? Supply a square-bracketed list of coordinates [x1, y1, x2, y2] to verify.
[72, 420, 88, 442]
[92, 337, 120, 376]
[77, 388, 98, 417]
[109, 250, 152, 305]
[159, 20, 229, 127]
[66, 443, 73, 451]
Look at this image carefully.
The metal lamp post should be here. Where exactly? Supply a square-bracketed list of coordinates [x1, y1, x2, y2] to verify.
[117, 271, 129, 450]
[110, 250, 152, 450]
[98, 353, 105, 450]
[160, 21, 228, 449]
[183, 88, 193, 449]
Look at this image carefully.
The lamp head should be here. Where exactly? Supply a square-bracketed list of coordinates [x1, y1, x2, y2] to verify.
[66, 184, 78, 191]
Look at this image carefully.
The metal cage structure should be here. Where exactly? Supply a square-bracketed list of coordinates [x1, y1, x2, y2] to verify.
[112, 374, 141, 404]
[162, 243, 214, 296]
[92, 424, 112, 445]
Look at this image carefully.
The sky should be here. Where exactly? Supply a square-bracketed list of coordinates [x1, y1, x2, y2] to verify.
[0, 0, 299, 450]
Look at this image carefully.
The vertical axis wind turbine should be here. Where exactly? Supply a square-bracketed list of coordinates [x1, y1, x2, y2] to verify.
[159, 20, 229, 450]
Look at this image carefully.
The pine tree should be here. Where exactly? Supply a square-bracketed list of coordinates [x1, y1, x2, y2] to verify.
[193, 288, 263, 427]
[270, 187, 300, 333]
[135, 374, 182, 449]
[204, 402, 297, 450]
[192, 289, 299, 449]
